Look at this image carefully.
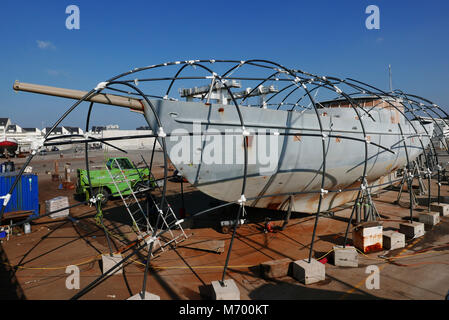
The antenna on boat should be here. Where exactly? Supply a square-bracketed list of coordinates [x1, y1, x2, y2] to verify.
[388, 64, 393, 93]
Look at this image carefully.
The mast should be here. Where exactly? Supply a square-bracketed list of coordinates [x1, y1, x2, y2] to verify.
[389, 64, 393, 92]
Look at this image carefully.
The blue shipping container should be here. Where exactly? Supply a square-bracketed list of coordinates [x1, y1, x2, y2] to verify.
[0, 171, 39, 218]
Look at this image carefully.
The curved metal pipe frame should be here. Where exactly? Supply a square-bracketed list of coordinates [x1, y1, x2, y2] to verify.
[344, 79, 448, 209]
[3, 59, 447, 299]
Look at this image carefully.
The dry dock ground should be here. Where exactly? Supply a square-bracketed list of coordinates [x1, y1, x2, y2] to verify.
[1, 149, 449, 300]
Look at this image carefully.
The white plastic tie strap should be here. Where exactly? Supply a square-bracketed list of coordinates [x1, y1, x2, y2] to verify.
[95, 82, 108, 91]
[320, 189, 328, 196]
[146, 236, 158, 245]
[30, 139, 45, 155]
[242, 127, 250, 136]
[0, 194, 11, 206]
[238, 194, 246, 204]
[158, 127, 167, 138]
[88, 197, 97, 206]
[175, 219, 184, 226]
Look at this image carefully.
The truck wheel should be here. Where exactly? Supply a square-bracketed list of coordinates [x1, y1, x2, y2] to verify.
[93, 188, 109, 206]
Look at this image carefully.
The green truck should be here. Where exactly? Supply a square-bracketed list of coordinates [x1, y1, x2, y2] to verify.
[76, 157, 154, 205]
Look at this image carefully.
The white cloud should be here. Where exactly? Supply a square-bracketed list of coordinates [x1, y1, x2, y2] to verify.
[46, 69, 69, 77]
[36, 40, 55, 49]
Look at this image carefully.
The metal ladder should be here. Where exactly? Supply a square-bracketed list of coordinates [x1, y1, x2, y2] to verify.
[413, 160, 428, 196]
[395, 164, 419, 208]
[133, 158, 189, 249]
[105, 158, 188, 254]
[105, 158, 163, 253]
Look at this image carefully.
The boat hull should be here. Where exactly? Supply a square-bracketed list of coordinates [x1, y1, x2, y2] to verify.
[0, 138, 18, 157]
[143, 99, 432, 213]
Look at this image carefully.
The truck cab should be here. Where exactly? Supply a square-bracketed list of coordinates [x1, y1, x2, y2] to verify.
[76, 157, 153, 205]
[106, 157, 134, 170]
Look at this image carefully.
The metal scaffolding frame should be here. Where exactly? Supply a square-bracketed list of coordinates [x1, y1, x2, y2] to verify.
[2, 59, 448, 299]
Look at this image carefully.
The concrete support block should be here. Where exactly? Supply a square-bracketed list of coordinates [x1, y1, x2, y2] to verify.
[430, 202, 449, 216]
[127, 291, 160, 300]
[211, 279, 240, 300]
[383, 231, 405, 250]
[46, 196, 70, 219]
[419, 212, 440, 226]
[260, 258, 291, 278]
[101, 254, 123, 275]
[399, 222, 425, 239]
[352, 222, 383, 253]
[333, 246, 358, 267]
[292, 258, 325, 284]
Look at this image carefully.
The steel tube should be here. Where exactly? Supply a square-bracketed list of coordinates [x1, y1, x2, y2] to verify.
[13, 81, 144, 111]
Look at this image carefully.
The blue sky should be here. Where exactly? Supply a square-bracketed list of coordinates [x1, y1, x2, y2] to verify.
[0, 0, 448, 129]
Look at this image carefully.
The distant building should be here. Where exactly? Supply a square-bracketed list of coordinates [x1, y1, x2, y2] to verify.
[0, 118, 11, 133]
[88, 127, 160, 151]
[64, 126, 84, 135]
[1, 118, 85, 152]
[42, 127, 68, 135]
[136, 126, 151, 130]
[0, 119, 43, 153]
[91, 126, 106, 133]
[91, 125, 121, 132]
[6, 124, 23, 133]
[23, 128, 42, 135]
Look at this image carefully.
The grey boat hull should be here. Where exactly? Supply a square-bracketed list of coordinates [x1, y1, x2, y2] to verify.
[143, 100, 432, 213]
